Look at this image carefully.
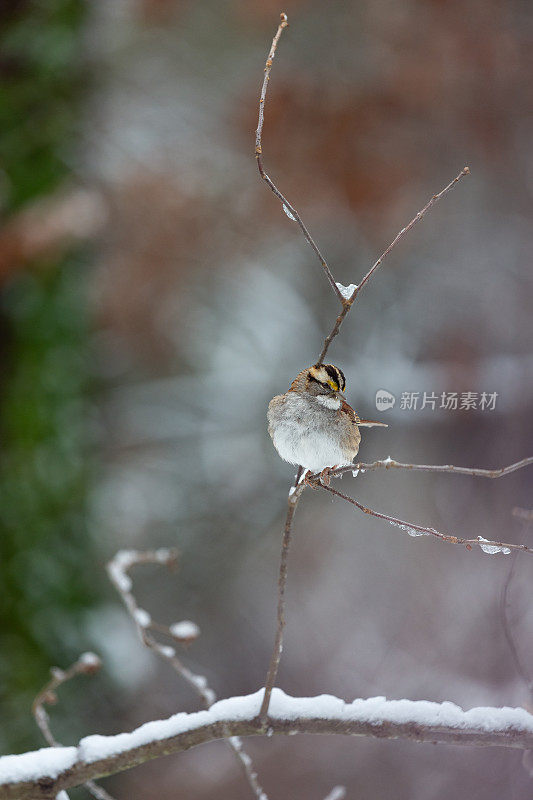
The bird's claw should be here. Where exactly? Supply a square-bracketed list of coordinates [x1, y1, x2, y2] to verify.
[304, 470, 319, 489]
[319, 466, 333, 486]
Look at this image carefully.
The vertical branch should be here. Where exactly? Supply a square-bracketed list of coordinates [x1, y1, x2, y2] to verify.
[500, 512, 533, 694]
[259, 471, 305, 722]
[256, 2, 472, 740]
[255, 13, 346, 304]
[255, 13, 469, 725]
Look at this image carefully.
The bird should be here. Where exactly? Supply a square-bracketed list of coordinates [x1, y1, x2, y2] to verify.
[267, 363, 387, 479]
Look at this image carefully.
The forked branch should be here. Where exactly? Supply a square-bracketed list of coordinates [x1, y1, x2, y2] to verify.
[257, 13, 471, 722]
[32, 653, 115, 800]
[107, 549, 269, 800]
[318, 167, 469, 362]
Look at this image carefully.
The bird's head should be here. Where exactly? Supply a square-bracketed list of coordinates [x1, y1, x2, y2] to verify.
[303, 363, 346, 397]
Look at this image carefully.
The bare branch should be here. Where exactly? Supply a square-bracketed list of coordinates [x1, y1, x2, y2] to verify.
[259, 471, 306, 722]
[32, 653, 116, 800]
[313, 481, 533, 556]
[500, 552, 533, 691]
[256, 13, 471, 728]
[106, 549, 269, 800]
[500, 516, 533, 694]
[107, 548, 215, 705]
[6, 689, 533, 799]
[255, 13, 345, 304]
[317, 167, 470, 362]
[326, 455, 533, 480]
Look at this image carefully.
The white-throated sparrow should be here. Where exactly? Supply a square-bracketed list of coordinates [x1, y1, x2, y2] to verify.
[267, 363, 387, 475]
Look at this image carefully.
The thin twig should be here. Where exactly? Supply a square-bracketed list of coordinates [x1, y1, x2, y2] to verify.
[500, 518, 533, 694]
[32, 653, 116, 800]
[259, 471, 306, 722]
[107, 549, 269, 800]
[317, 166, 470, 362]
[255, 13, 345, 305]
[324, 455, 533, 481]
[314, 481, 533, 556]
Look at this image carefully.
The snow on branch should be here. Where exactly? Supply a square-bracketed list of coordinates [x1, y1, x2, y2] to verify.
[3, 689, 533, 799]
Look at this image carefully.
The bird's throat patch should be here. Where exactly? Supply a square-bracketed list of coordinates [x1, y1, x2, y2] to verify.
[316, 395, 341, 410]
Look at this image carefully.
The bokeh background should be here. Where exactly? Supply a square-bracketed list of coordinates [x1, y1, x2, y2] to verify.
[1, 1, 532, 798]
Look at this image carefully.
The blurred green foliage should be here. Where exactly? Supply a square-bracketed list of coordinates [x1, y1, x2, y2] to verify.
[0, 0, 101, 752]
[0, 0, 85, 210]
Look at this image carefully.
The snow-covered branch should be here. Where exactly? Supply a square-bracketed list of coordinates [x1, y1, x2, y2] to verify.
[3, 689, 533, 799]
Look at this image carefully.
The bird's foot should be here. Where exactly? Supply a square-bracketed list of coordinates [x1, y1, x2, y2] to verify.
[303, 470, 319, 489]
[319, 466, 335, 486]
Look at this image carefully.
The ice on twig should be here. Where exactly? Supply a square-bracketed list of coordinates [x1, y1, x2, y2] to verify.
[191, 674, 208, 690]
[78, 652, 102, 672]
[477, 536, 511, 555]
[107, 550, 136, 592]
[335, 282, 358, 300]
[134, 609, 151, 628]
[170, 621, 200, 641]
[382, 456, 393, 465]
[323, 787, 346, 800]
[190, 674, 216, 705]
[352, 469, 359, 477]
[390, 520, 428, 537]
[159, 645, 176, 659]
[155, 548, 173, 563]
[282, 203, 296, 221]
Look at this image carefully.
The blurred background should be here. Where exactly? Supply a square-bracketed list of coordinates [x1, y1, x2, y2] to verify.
[1, 1, 532, 798]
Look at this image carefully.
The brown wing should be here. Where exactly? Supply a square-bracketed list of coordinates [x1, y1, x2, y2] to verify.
[340, 398, 361, 425]
[340, 399, 388, 428]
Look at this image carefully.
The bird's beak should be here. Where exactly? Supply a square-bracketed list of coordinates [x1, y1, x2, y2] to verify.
[338, 391, 347, 400]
